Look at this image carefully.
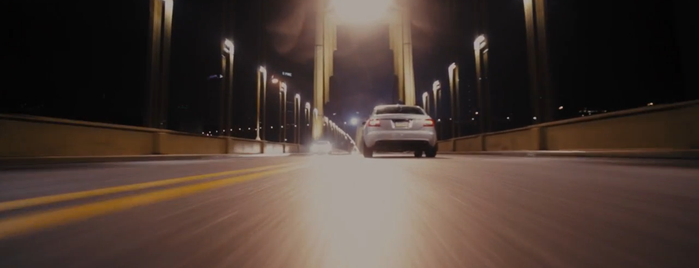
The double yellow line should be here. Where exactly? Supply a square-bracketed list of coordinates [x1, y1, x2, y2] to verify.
[0, 163, 303, 240]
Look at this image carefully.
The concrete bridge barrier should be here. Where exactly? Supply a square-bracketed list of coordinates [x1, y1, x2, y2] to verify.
[438, 100, 699, 154]
[0, 114, 299, 158]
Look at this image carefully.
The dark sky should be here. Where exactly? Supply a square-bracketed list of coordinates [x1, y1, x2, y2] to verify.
[2, 0, 695, 136]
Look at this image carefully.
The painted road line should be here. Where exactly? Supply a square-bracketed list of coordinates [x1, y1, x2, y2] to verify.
[0, 163, 295, 213]
[0, 165, 305, 240]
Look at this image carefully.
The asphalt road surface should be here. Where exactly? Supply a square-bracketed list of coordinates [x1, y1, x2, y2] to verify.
[1, 154, 698, 268]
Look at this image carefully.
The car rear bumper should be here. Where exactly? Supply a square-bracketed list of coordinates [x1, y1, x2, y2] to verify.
[363, 129, 437, 150]
[370, 140, 434, 152]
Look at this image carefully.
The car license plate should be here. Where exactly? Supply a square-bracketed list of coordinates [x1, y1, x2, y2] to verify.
[395, 121, 409, 128]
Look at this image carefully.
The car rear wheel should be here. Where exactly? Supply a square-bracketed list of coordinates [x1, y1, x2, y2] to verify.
[425, 145, 437, 158]
[414, 151, 423, 158]
[362, 143, 373, 158]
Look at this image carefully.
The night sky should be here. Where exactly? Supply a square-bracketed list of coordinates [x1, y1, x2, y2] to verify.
[2, 0, 696, 138]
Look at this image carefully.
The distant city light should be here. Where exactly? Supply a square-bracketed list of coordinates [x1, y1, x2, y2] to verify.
[559, 106, 564, 110]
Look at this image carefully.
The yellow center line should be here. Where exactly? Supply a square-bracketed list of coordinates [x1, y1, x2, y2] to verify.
[0, 165, 305, 240]
[0, 163, 295, 213]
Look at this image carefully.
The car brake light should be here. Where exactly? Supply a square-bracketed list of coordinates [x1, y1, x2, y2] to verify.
[367, 118, 381, 127]
[424, 119, 435, 127]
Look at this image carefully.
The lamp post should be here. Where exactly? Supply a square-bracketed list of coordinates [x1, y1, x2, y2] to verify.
[474, 35, 489, 135]
[218, 39, 234, 137]
[304, 102, 311, 144]
[422, 92, 430, 117]
[432, 80, 442, 140]
[523, 0, 553, 123]
[448, 63, 459, 138]
[279, 82, 287, 142]
[305, 102, 311, 126]
[294, 94, 301, 144]
[256, 66, 266, 140]
[146, 0, 174, 129]
[225, 40, 235, 137]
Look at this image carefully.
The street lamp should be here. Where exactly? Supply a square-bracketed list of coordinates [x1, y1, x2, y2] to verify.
[432, 80, 442, 140]
[294, 94, 301, 144]
[256, 66, 266, 141]
[448, 62, 460, 138]
[147, 0, 174, 129]
[523, 0, 553, 123]
[279, 82, 287, 142]
[474, 35, 489, 135]
[350, 117, 358, 126]
[422, 92, 430, 117]
[305, 102, 311, 125]
[219, 38, 235, 137]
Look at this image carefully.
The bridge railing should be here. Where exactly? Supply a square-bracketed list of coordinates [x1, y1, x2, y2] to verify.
[0, 114, 301, 158]
[437, 100, 699, 153]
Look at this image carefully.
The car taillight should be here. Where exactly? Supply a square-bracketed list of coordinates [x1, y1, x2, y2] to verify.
[424, 119, 435, 127]
[367, 118, 381, 127]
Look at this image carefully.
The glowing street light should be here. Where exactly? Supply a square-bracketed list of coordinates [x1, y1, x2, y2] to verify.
[474, 35, 486, 50]
[350, 118, 359, 126]
[223, 39, 234, 53]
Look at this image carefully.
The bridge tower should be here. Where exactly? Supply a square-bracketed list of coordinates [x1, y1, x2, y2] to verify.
[312, 0, 416, 140]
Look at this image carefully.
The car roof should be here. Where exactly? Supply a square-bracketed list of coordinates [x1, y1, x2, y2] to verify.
[374, 104, 418, 109]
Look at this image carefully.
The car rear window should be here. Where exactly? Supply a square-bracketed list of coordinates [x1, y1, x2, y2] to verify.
[374, 106, 425, 115]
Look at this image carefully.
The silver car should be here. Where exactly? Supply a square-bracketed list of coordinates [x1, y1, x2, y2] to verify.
[361, 104, 438, 158]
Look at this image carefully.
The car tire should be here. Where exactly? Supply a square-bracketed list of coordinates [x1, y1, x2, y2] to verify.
[425, 145, 437, 158]
[414, 151, 423, 158]
[363, 143, 373, 158]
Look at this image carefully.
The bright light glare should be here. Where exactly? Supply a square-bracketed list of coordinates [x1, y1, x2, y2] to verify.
[332, 0, 392, 24]
[474, 35, 486, 50]
[223, 39, 234, 53]
[350, 118, 359, 125]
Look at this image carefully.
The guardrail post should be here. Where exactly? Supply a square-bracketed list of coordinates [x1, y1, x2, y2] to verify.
[225, 138, 232, 154]
[153, 132, 164, 154]
[479, 134, 486, 151]
[530, 127, 547, 150]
